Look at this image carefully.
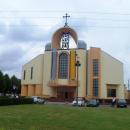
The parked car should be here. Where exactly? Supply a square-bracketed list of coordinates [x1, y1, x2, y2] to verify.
[86, 99, 99, 107]
[117, 99, 127, 108]
[32, 96, 46, 104]
[72, 97, 86, 107]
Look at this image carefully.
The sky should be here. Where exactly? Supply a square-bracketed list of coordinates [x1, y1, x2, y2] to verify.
[0, 0, 130, 85]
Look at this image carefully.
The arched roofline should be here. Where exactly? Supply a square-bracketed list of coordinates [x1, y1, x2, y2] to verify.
[51, 26, 78, 49]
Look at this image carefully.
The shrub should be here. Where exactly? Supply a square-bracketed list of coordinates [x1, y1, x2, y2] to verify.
[0, 97, 33, 106]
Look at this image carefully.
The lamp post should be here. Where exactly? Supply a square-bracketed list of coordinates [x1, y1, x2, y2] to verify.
[75, 55, 81, 104]
[12, 85, 17, 97]
[128, 79, 130, 90]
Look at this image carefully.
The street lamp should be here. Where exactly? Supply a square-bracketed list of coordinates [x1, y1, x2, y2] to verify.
[128, 79, 130, 90]
[12, 85, 17, 97]
[75, 55, 81, 104]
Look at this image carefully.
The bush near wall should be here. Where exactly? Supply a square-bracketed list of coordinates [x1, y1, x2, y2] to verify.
[0, 97, 33, 106]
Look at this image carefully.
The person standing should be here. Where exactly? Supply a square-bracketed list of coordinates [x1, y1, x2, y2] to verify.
[112, 97, 116, 107]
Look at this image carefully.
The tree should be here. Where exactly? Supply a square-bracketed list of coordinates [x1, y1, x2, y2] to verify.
[11, 75, 21, 94]
[0, 70, 21, 94]
[3, 74, 11, 94]
[0, 71, 4, 93]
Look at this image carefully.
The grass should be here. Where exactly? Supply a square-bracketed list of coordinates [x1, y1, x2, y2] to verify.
[0, 104, 130, 130]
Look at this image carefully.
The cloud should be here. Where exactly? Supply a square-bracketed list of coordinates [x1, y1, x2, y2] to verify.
[0, 47, 25, 73]
[0, 22, 7, 35]
[0, 18, 89, 45]
[6, 20, 51, 42]
[0, 19, 55, 78]
[70, 19, 89, 34]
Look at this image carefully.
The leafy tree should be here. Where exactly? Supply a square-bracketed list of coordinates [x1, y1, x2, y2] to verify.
[0, 71, 4, 93]
[11, 75, 21, 94]
[3, 74, 11, 94]
[0, 70, 21, 94]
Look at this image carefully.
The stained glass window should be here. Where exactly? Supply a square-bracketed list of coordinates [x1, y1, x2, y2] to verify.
[59, 53, 68, 79]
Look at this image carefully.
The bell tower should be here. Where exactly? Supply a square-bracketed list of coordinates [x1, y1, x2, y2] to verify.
[61, 32, 70, 49]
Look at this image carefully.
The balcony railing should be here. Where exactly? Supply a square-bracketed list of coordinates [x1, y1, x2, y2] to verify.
[48, 79, 78, 87]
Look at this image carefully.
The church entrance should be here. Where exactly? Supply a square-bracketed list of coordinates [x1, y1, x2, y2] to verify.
[57, 87, 75, 101]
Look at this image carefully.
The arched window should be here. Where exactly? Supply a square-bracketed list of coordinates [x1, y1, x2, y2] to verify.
[59, 53, 68, 79]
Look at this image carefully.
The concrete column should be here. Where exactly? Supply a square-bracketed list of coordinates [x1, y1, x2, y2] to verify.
[21, 85, 28, 96]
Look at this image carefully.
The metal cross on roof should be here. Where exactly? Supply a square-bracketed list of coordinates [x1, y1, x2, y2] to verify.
[63, 13, 70, 27]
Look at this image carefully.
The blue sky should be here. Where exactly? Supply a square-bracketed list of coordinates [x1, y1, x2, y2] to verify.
[0, 0, 130, 85]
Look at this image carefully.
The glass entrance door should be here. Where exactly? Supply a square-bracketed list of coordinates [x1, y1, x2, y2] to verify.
[57, 87, 75, 101]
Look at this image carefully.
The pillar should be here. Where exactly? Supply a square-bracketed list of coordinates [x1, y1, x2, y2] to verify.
[21, 85, 28, 96]
[35, 85, 43, 96]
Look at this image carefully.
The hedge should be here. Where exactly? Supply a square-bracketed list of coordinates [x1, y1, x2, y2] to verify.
[0, 97, 33, 106]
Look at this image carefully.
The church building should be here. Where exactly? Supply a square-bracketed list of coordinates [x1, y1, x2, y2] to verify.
[21, 14, 124, 101]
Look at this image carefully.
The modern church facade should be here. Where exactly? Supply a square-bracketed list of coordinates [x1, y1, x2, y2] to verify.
[21, 18, 124, 101]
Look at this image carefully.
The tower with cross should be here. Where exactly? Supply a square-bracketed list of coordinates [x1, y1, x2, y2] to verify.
[61, 13, 70, 49]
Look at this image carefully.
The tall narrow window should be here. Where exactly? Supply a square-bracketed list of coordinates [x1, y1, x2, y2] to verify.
[23, 70, 26, 80]
[93, 79, 98, 96]
[31, 67, 33, 80]
[59, 53, 68, 79]
[93, 59, 99, 76]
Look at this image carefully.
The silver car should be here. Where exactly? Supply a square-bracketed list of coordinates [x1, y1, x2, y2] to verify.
[72, 97, 86, 107]
[32, 96, 45, 104]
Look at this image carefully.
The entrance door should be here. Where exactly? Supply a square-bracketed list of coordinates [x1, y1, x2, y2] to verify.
[68, 92, 74, 99]
[65, 92, 68, 99]
[57, 87, 75, 101]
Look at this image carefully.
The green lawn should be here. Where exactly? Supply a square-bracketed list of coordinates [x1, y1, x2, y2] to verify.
[0, 104, 130, 130]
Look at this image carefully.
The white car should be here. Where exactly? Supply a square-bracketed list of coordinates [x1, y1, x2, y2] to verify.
[72, 97, 86, 107]
[32, 96, 45, 104]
